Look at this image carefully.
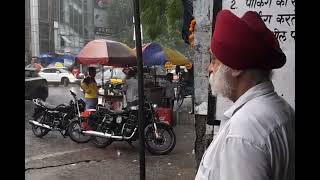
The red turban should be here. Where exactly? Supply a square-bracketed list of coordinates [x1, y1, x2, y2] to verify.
[211, 10, 286, 70]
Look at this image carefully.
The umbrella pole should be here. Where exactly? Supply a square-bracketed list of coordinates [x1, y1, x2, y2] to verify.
[101, 65, 104, 88]
[154, 66, 157, 86]
[133, 0, 146, 180]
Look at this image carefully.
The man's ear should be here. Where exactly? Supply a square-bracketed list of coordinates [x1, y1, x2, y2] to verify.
[231, 69, 242, 77]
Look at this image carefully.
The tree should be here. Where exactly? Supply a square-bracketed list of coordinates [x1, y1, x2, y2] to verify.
[140, 0, 191, 57]
[99, 0, 135, 47]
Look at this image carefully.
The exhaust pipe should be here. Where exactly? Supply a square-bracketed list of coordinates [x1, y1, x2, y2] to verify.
[82, 130, 123, 140]
[82, 128, 137, 140]
[29, 120, 52, 130]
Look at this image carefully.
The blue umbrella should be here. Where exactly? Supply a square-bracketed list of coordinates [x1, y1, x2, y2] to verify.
[37, 53, 75, 66]
[141, 43, 166, 66]
[37, 53, 54, 64]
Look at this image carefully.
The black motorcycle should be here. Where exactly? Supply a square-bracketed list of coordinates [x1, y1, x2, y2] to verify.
[29, 91, 86, 139]
[105, 81, 125, 96]
[68, 101, 176, 155]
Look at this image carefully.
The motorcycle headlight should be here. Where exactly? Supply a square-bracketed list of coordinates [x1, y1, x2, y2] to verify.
[116, 116, 122, 124]
[152, 104, 158, 109]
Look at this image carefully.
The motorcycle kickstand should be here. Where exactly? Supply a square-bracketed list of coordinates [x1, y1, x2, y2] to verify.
[59, 130, 68, 138]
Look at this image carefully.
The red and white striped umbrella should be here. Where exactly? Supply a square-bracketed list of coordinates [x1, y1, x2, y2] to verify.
[76, 39, 137, 67]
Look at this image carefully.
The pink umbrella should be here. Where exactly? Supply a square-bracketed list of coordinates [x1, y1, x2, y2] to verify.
[76, 39, 137, 67]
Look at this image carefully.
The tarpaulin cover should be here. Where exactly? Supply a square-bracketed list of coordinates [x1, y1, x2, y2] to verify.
[37, 53, 75, 64]
[142, 43, 166, 66]
[140, 42, 191, 66]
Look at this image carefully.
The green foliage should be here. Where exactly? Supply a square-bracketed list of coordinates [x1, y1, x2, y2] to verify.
[103, 0, 191, 58]
[104, 0, 134, 46]
[140, 0, 183, 40]
[140, 0, 191, 58]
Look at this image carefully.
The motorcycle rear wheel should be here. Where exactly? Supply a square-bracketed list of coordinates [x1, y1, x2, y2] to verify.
[31, 113, 50, 138]
[67, 120, 91, 143]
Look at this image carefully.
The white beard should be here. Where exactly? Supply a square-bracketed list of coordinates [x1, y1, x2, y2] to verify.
[209, 65, 233, 98]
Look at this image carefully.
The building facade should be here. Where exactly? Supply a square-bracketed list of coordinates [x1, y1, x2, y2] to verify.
[25, 0, 134, 65]
[25, 0, 96, 63]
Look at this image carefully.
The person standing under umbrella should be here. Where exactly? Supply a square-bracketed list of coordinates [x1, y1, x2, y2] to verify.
[164, 73, 176, 125]
[123, 68, 139, 107]
[81, 67, 99, 109]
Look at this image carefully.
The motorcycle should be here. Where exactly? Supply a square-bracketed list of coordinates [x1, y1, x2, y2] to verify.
[68, 101, 176, 155]
[29, 91, 87, 141]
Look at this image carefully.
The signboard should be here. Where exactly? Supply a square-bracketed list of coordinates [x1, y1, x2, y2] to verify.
[216, 0, 295, 120]
[64, 59, 73, 67]
[94, 0, 112, 9]
[94, 27, 113, 36]
[94, 2, 112, 37]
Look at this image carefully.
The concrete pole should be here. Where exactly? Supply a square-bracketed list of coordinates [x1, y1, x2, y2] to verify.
[30, 0, 40, 56]
[48, 0, 55, 53]
[193, 0, 214, 169]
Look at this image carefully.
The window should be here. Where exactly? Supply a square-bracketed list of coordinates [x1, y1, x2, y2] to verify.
[59, 68, 68, 73]
[42, 69, 57, 73]
[39, 39, 49, 54]
[53, 0, 60, 21]
[60, 37, 65, 47]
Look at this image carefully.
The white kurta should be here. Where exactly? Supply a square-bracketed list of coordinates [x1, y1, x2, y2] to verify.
[123, 78, 138, 103]
[195, 81, 295, 180]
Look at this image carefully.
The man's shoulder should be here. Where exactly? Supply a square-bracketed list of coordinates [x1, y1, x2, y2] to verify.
[126, 78, 138, 85]
[227, 94, 294, 147]
[239, 92, 294, 119]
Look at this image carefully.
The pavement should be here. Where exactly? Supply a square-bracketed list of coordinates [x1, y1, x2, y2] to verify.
[25, 84, 197, 180]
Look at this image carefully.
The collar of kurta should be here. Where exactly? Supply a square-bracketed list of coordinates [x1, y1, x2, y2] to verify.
[223, 81, 275, 118]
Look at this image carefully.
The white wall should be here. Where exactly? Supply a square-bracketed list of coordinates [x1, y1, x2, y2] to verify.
[216, 0, 295, 120]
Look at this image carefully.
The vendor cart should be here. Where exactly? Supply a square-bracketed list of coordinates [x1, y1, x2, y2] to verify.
[76, 39, 136, 110]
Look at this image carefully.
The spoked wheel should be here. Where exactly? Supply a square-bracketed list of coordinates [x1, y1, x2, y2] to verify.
[91, 127, 113, 148]
[31, 113, 50, 138]
[67, 120, 91, 143]
[62, 78, 69, 87]
[176, 86, 185, 110]
[145, 124, 176, 155]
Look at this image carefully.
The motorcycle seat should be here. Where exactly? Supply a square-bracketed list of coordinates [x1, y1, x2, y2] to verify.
[109, 110, 126, 115]
[97, 106, 125, 115]
[35, 99, 60, 110]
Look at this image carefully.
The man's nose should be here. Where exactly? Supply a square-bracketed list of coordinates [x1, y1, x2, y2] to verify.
[206, 65, 212, 78]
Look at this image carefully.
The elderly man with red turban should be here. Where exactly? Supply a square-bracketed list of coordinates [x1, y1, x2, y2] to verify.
[195, 10, 295, 180]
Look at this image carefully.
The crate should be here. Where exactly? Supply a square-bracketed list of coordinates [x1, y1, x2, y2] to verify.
[155, 107, 172, 125]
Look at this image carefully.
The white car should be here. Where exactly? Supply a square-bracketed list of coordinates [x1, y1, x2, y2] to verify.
[38, 67, 79, 86]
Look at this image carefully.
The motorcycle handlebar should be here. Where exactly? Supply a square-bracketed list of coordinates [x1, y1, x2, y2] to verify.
[70, 90, 76, 97]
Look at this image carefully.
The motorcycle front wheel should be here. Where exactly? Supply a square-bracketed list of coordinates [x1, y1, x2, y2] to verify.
[145, 124, 176, 155]
[67, 120, 91, 143]
[31, 112, 50, 138]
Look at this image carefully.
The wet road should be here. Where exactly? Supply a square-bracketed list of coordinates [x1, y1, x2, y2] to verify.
[25, 84, 196, 180]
